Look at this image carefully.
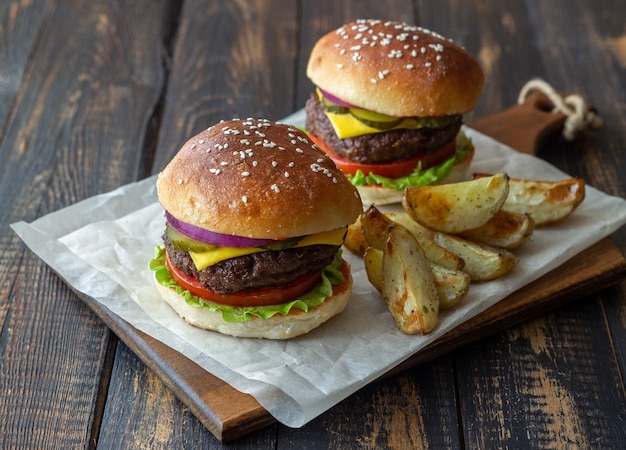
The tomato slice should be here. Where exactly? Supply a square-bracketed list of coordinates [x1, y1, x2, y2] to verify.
[308, 132, 456, 179]
[165, 251, 322, 307]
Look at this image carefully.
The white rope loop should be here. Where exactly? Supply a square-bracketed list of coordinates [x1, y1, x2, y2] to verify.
[517, 79, 603, 140]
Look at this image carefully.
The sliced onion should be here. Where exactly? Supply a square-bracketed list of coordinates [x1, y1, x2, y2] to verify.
[318, 87, 356, 108]
[165, 211, 276, 248]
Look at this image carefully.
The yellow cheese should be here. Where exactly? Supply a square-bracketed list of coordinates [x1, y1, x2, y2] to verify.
[189, 227, 347, 270]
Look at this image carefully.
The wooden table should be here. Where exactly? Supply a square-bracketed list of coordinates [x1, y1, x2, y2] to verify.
[2, 0, 625, 448]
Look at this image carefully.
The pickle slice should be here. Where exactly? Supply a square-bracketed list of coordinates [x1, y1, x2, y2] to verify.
[349, 107, 402, 130]
[165, 224, 218, 253]
[260, 236, 302, 251]
[320, 96, 349, 115]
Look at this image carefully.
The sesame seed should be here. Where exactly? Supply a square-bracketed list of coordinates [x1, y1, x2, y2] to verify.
[288, 162, 295, 167]
[242, 171, 250, 177]
[271, 184, 280, 193]
[198, 139, 205, 144]
[272, 161, 278, 167]
[177, 178, 183, 184]
[284, 172, 290, 177]
[406, 64, 414, 69]
[242, 195, 248, 203]
[425, 62, 432, 67]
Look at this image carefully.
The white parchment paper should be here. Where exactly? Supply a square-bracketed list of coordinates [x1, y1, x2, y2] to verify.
[11, 111, 626, 428]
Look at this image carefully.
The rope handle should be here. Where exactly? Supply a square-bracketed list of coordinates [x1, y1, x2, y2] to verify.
[517, 79, 603, 141]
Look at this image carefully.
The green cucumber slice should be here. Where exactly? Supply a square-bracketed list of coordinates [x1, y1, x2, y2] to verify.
[165, 224, 218, 253]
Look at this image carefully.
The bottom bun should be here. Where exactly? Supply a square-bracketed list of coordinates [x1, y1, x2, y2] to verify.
[358, 145, 475, 206]
[155, 260, 353, 339]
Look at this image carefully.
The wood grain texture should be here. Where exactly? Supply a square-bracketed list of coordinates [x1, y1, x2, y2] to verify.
[0, 0, 170, 448]
[152, 0, 300, 173]
[1, 0, 625, 448]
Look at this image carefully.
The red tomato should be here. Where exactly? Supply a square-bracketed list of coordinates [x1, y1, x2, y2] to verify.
[165, 251, 322, 307]
[308, 132, 456, 178]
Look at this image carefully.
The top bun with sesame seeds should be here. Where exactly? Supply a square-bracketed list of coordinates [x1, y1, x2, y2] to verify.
[306, 19, 484, 117]
[304, 19, 484, 206]
[151, 119, 362, 339]
[156, 119, 362, 239]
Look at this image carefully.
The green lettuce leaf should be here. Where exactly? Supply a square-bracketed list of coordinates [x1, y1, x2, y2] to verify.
[348, 131, 473, 191]
[149, 246, 345, 323]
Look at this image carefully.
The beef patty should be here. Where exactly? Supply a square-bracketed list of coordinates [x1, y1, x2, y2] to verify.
[163, 233, 340, 294]
[305, 94, 462, 164]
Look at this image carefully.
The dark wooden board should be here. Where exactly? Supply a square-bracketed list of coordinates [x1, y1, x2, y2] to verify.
[74, 95, 626, 441]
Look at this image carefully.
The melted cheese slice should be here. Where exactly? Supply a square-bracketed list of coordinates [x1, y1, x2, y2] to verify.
[189, 227, 347, 271]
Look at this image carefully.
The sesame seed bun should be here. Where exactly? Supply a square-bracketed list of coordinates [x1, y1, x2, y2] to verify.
[154, 259, 353, 340]
[156, 119, 362, 239]
[306, 19, 484, 117]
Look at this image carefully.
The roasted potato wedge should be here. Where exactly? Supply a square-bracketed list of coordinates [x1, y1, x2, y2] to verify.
[383, 226, 439, 334]
[384, 210, 434, 239]
[430, 264, 470, 310]
[403, 173, 510, 233]
[344, 216, 369, 256]
[364, 247, 470, 309]
[362, 206, 465, 271]
[459, 209, 535, 250]
[363, 246, 384, 293]
[473, 174, 585, 225]
[434, 232, 518, 282]
[386, 211, 465, 271]
[361, 205, 395, 250]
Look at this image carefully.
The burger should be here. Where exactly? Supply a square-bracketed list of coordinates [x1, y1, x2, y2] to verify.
[305, 19, 485, 204]
[150, 118, 362, 339]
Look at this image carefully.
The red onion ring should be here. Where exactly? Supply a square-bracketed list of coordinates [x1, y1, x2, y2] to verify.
[165, 211, 276, 248]
[318, 87, 356, 108]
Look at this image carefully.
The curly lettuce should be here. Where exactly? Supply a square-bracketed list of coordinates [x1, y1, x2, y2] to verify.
[349, 131, 473, 191]
[149, 246, 345, 323]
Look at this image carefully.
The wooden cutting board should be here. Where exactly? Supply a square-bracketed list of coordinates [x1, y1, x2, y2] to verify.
[85, 92, 626, 442]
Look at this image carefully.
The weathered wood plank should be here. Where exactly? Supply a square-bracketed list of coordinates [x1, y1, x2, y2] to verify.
[152, 0, 300, 173]
[452, 0, 626, 447]
[0, 0, 52, 137]
[458, 297, 626, 448]
[0, 0, 171, 447]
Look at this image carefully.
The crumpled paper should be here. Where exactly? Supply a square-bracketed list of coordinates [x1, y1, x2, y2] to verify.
[11, 111, 626, 428]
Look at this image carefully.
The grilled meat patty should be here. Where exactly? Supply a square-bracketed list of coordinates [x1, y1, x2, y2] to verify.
[163, 233, 340, 294]
[305, 94, 462, 164]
